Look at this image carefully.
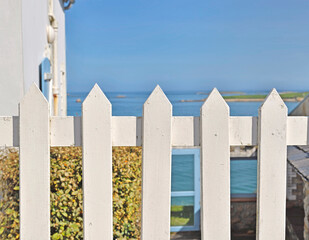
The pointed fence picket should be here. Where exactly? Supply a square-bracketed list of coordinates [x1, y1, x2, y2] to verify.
[82, 84, 113, 240]
[141, 86, 172, 239]
[1, 84, 306, 239]
[200, 88, 230, 240]
[257, 89, 287, 240]
[19, 84, 50, 240]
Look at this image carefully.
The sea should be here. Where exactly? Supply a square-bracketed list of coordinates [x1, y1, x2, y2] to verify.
[68, 91, 299, 196]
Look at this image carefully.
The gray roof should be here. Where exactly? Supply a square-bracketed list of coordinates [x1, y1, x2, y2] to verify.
[287, 146, 309, 181]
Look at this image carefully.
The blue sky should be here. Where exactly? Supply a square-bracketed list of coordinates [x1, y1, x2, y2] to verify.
[66, 0, 309, 92]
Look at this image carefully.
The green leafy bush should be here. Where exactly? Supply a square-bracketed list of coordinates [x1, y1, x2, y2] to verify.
[113, 147, 141, 239]
[50, 147, 83, 240]
[0, 149, 19, 239]
[0, 147, 142, 240]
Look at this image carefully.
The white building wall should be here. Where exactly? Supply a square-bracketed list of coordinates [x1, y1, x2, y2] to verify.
[0, 0, 67, 116]
[0, 0, 24, 115]
[22, 0, 49, 94]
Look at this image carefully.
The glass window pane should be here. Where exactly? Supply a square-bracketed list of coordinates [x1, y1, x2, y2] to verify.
[171, 154, 194, 192]
[171, 196, 194, 226]
[231, 159, 257, 194]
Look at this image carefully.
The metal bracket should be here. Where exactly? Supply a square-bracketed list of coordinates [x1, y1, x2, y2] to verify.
[44, 73, 53, 81]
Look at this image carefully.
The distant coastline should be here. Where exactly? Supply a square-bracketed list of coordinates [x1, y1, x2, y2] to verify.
[181, 92, 309, 103]
[180, 98, 303, 103]
[196, 91, 245, 95]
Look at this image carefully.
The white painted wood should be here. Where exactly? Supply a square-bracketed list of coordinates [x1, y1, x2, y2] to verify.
[0, 117, 14, 146]
[230, 116, 257, 145]
[19, 83, 50, 240]
[172, 116, 200, 147]
[0, 84, 307, 240]
[111, 116, 141, 146]
[257, 89, 287, 240]
[287, 116, 309, 145]
[50, 116, 81, 146]
[82, 84, 112, 240]
[141, 86, 172, 240]
[0, 116, 19, 146]
[48, 116, 256, 147]
[0, 116, 309, 147]
[200, 88, 230, 240]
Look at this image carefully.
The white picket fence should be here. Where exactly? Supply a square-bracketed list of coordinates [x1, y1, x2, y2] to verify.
[0, 83, 308, 240]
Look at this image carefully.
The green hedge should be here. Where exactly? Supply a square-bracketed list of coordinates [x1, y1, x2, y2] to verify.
[0, 147, 142, 240]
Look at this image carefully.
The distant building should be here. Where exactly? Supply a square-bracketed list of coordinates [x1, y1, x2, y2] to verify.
[0, 0, 75, 116]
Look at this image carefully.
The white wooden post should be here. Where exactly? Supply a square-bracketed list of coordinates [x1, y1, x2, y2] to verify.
[257, 89, 287, 240]
[82, 84, 112, 240]
[200, 88, 230, 240]
[19, 84, 50, 240]
[141, 86, 172, 240]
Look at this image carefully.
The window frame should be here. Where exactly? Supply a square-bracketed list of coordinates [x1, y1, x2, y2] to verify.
[170, 148, 200, 232]
[170, 151, 257, 232]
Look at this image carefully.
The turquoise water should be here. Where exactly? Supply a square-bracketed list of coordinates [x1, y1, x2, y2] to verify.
[68, 91, 298, 117]
[172, 154, 194, 192]
[231, 160, 257, 194]
[67, 91, 298, 195]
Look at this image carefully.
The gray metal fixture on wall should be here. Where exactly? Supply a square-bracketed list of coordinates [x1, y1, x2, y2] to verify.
[63, 0, 75, 10]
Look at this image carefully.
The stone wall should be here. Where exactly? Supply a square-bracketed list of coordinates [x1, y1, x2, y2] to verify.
[287, 164, 304, 208]
[231, 200, 256, 234]
[303, 181, 309, 239]
[287, 217, 301, 240]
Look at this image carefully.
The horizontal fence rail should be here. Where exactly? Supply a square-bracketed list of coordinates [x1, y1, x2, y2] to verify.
[0, 83, 302, 239]
[0, 115, 308, 147]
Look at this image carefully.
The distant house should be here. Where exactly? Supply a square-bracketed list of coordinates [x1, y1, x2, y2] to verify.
[0, 0, 74, 116]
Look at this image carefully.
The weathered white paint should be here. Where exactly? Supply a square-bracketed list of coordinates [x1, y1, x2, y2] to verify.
[287, 116, 309, 145]
[49, 0, 67, 116]
[59, 63, 67, 116]
[141, 86, 172, 240]
[19, 84, 50, 240]
[50, 116, 81, 146]
[200, 88, 230, 240]
[230, 116, 258, 145]
[57, 1, 67, 117]
[2, 116, 309, 147]
[0, 0, 67, 116]
[111, 116, 142, 146]
[0, 117, 14, 146]
[82, 84, 113, 240]
[172, 117, 200, 147]
[257, 89, 287, 240]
